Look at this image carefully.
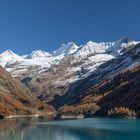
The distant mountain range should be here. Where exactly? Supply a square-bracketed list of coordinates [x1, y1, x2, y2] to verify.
[1, 37, 140, 118]
[0, 37, 138, 77]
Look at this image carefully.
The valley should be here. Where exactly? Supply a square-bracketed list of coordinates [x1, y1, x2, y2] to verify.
[0, 37, 140, 118]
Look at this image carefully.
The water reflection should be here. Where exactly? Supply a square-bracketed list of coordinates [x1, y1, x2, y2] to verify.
[0, 118, 140, 140]
[0, 118, 37, 140]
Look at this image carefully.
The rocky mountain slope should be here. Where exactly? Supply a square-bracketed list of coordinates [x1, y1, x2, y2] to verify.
[0, 65, 53, 118]
[0, 37, 138, 99]
[57, 43, 140, 118]
[1, 37, 140, 118]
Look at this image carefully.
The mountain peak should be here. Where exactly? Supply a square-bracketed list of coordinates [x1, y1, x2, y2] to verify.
[0, 50, 21, 58]
[121, 36, 132, 43]
[1, 50, 16, 56]
[26, 50, 52, 59]
[86, 40, 94, 45]
[66, 42, 79, 52]
[0, 50, 22, 67]
[53, 42, 79, 56]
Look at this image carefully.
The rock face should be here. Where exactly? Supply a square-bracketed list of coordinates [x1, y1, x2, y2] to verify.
[1, 37, 140, 118]
[0, 66, 53, 117]
[58, 43, 140, 118]
[0, 37, 138, 99]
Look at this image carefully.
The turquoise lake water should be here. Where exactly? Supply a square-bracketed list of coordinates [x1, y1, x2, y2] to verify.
[0, 118, 140, 140]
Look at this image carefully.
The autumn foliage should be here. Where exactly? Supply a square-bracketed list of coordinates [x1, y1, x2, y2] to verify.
[58, 103, 100, 116]
[107, 107, 137, 118]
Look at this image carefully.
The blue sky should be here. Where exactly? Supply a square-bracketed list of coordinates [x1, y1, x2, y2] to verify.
[0, 0, 140, 54]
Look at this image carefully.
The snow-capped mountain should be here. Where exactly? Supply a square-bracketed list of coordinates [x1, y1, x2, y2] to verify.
[0, 37, 138, 76]
[53, 42, 79, 56]
[52, 42, 140, 115]
[0, 50, 23, 67]
[26, 50, 52, 59]
[0, 37, 139, 98]
[74, 37, 138, 57]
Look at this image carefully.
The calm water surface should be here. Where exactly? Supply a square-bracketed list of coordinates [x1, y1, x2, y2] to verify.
[0, 118, 140, 140]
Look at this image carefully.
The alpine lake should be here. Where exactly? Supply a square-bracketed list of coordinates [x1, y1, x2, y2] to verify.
[0, 117, 140, 140]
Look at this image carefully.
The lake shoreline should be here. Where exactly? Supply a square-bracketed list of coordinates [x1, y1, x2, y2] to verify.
[0, 113, 137, 120]
[5, 114, 39, 119]
[60, 115, 84, 119]
[2, 112, 56, 120]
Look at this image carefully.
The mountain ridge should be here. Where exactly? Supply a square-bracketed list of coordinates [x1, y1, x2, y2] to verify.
[0, 37, 139, 99]
[1, 37, 140, 118]
[0, 37, 139, 77]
